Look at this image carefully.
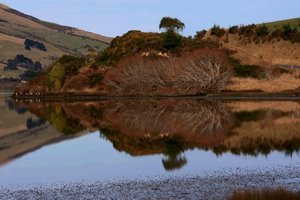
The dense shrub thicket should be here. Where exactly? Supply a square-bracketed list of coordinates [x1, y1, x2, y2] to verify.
[20, 70, 41, 81]
[46, 55, 86, 90]
[95, 30, 220, 66]
[57, 55, 86, 76]
[5, 55, 42, 71]
[228, 56, 266, 79]
[24, 39, 47, 51]
[210, 25, 226, 37]
[228, 23, 300, 43]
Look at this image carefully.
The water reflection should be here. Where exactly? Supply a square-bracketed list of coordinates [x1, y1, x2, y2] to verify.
[0, 96, 82, 166]
[10, 99, 300, 171]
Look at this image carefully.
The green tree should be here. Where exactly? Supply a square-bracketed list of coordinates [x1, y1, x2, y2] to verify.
[48, 62, 65, 89]
[161, 138, 187, 171]
[159, 17, 185, 33]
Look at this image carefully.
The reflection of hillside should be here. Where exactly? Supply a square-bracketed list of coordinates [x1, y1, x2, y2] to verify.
[0, 97, 32, 137]
[0, 123, 88, 166]
[30, 100, 232, 154]
[99, 100, 234, 158]
[223, 103, 300, 156]
[0, 97, 87, 167]
[22, 100, 300, 161]
[0, 124, 58, 166]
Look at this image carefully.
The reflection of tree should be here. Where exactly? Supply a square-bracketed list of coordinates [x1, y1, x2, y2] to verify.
[163, 155, 187, 171]
[42, 104, 85, 135]
[162, 138, 187, 171]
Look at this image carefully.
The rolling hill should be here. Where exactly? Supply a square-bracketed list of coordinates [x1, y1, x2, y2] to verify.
[262, 17, 300, 31]
[0, 3, 111, 79]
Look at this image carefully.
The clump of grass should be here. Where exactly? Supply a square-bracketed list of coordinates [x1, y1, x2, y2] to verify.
[229, 188, 300, 200]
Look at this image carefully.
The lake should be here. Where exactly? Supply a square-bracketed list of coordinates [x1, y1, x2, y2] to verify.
[0, 96, 299, 198]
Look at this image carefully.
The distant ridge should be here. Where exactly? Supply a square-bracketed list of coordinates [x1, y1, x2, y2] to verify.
[0, 3, 10, 9]
[0, 3, 112, 80]
[0, 3, 112, 43]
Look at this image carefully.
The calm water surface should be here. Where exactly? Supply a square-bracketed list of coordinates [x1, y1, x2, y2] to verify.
[0, 96, 299, 185]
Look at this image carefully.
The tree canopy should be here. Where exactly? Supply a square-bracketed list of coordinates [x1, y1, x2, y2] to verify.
[159, 17, 185, 33]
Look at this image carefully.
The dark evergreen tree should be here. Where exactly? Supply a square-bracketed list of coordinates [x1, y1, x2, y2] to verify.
[159, 17, 185, 33]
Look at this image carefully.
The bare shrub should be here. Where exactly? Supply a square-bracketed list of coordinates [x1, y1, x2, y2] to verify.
[170, 52, 231, 95]
[105, 57, 169, 95]
[104, 49, 231, 96]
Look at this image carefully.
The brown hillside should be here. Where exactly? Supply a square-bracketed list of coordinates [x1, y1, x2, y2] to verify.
[222, 34, 300, 66]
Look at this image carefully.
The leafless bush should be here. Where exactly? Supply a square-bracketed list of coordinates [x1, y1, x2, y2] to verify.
[170, 56, 231, 95]
[104, 49, 231, 96]
[105, 58, 169, 95]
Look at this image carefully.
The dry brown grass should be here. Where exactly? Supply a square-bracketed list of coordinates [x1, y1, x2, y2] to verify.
[0, 3, 10, 10]
[0, 6, 46, 29]
[223, 34, 300, 66]
[229, 188, 300, 200]
[0, 33, 24, 44]
[226, 72, 300, 92]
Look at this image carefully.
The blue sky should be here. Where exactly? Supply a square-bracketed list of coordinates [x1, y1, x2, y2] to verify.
[1, 0, 299, 37]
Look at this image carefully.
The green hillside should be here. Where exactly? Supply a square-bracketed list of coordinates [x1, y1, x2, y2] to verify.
[262, 17, 300, 30]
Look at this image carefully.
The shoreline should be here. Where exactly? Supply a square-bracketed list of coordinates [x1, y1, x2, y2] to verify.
[11, 91, 300, 102]
[0, 164, 299, 200]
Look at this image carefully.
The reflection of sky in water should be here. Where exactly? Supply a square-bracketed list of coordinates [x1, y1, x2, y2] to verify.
[0, 132, 299, 185]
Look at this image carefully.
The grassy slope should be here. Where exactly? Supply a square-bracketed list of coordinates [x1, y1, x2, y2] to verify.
[0, 3, 111, 78]
[219, 17, 300, 67]
[221, 18, 300, 92]
[262, 17, 300, 31]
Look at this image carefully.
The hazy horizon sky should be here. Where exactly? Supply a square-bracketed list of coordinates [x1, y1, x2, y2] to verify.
[1, 0, 299, 37]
